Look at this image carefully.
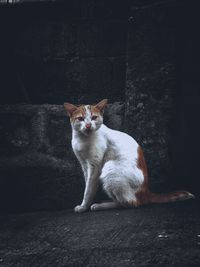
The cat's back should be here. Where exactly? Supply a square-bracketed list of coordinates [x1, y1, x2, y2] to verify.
[100, 124, 139, 157]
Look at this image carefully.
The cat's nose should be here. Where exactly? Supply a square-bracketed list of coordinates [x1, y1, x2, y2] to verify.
[86, 123, 91, 129]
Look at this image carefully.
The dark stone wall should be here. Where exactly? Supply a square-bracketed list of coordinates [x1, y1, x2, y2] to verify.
[124, 4, 178, 191]
[0, 0, 128, 104]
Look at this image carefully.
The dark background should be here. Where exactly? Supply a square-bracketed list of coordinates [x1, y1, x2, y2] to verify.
[0, 0, 200, 213]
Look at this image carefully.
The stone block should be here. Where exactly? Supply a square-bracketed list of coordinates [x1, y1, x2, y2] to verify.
[77, 57, 126, 103]
[79, 21, 127, 57]
[17, 56, 126, 104]
[16, 21, 78, 60]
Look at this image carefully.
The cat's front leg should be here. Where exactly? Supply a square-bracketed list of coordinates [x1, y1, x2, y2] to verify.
[74, 166, 99, 213]
[74, 152, 88, 182]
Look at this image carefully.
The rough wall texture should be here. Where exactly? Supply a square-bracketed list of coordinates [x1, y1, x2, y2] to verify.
[0, 103, 124, 213]
[124, 6, 177, 191]
[0, 0, 128, 104]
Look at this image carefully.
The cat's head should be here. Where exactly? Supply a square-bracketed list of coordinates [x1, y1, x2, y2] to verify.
[64, 99, 107, 135]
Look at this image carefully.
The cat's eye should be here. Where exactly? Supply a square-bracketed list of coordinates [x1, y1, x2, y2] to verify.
[77, 117, 84, 121]
[92, 115, 98, 120]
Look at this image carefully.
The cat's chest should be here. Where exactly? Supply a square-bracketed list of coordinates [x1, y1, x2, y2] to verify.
[72, 135, 106, 159]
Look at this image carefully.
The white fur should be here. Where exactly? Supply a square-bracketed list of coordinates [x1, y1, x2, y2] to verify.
[71, 119, 144, 213]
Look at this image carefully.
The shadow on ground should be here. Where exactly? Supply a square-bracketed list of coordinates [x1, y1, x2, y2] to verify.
[0, 200, 199, 267]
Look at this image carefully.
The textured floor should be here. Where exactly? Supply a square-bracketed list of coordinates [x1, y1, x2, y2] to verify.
[0, 200, 200, 267]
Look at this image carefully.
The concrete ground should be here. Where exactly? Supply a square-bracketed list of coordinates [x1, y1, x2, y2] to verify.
[0, 200, 199, 267]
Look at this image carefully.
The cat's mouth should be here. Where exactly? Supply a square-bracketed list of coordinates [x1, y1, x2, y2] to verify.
[85, 128, 92, 134]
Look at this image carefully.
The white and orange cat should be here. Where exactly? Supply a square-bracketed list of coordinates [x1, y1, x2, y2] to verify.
[64, 99, 194, 213]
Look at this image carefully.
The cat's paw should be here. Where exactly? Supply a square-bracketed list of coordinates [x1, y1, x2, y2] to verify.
[90, 203, 99, 211]
[74, 205, 88, 213]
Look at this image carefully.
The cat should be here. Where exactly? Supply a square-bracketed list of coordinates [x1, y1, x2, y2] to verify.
[64, 99, 194, 213]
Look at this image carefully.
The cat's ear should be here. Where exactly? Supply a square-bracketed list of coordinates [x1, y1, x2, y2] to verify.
[95, 99, 108, 112]
[64, 103, 77, 117]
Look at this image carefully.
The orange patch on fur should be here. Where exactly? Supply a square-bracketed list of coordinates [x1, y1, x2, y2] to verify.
[134, 146, 151, 206]
[137, 146, 148, 187]
[90, 106, 101, 116]
[135, 189, 152, 206]
[71, 106, 86, 121]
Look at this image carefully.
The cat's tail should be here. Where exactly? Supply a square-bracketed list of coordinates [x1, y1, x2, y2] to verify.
[148, 190, 194, 204]
[135, 189, 195, 206]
